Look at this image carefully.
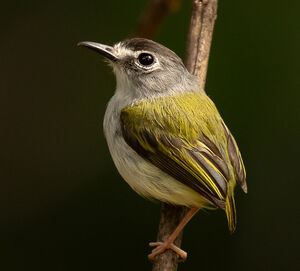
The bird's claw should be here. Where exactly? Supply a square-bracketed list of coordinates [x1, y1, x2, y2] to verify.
[148, 241, 187, 261]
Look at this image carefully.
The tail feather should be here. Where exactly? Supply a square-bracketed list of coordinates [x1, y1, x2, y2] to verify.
[225, 193, 237, 233]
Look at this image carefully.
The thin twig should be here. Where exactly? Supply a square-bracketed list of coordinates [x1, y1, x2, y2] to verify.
[185, 0, 218, 88]
[132, 0, 181, 38]
[152, 1, 218, 270]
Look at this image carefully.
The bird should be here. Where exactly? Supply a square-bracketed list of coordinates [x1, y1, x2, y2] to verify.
[78, 38, 247, 260]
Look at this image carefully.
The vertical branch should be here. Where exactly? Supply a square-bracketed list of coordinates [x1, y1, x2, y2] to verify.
[185, 0, 218, 88]
[152, 205, 188, 271]
[152, 0, 218, 270]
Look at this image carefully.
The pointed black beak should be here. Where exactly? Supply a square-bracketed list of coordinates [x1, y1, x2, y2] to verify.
[77, 41, 118, 62]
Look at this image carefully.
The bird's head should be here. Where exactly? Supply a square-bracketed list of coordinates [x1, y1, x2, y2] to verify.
[78, 38, 199, 99]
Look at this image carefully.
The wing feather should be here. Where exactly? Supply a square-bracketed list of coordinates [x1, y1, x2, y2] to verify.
[121, 125, 226, 209]
[120, 92, 247, 223]
[221, 121, 247, 193]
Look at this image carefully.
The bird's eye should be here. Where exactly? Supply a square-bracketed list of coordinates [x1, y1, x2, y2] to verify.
[138, 53, 154, 66]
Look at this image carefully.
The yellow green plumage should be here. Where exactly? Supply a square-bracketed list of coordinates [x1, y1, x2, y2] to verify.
[120, 92, 246, 232]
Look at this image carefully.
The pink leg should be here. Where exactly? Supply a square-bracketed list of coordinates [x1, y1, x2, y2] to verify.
[148, 207, 200, 261]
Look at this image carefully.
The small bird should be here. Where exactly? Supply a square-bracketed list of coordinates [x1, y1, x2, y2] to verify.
[78, 38, 247, 260]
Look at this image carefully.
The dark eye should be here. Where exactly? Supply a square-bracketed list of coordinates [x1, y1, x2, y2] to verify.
[138, 53, 154, 66]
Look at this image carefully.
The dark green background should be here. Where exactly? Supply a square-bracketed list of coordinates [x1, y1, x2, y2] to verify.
[1, 0, 299, 270]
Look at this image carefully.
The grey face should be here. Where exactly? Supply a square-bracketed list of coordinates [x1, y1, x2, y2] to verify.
[79, 38, 198, 96]
[116, 38, 186, 74]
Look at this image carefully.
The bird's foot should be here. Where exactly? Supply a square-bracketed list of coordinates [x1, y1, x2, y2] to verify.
[148, 241, 187, 261]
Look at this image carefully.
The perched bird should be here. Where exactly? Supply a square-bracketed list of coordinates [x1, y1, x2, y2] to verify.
[78, 38, 247, 260]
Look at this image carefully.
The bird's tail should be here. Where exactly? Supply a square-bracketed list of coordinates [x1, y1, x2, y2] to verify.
[225, 189, 237, 233]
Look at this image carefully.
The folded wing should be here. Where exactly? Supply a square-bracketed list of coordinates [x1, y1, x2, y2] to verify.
[120, 92, 247, 231]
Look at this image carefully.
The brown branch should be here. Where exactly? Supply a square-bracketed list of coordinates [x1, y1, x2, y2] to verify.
[152, 1, 218, 270]
[185, 0, 218, 88]
[152, 205, 188, 271]
[132, 0, 181, 39]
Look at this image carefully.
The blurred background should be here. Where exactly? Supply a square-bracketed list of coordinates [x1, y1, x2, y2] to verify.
[1, 0, 299, 270]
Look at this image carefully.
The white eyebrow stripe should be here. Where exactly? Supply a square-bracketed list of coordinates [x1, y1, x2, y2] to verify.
[113, 43, 135, 58]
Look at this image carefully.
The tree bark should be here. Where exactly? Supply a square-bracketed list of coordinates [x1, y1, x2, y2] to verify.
[152, 1, 218, 270]
[185, 0, 218, 89]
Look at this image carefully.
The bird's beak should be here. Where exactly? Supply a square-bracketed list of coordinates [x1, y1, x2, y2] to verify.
[77, 41, 118, 62]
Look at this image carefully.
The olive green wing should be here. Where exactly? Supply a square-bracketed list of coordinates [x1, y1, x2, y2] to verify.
[120, 93, 237, 209]
[120, 125, 228, 209]
[120, 93, 247, 232]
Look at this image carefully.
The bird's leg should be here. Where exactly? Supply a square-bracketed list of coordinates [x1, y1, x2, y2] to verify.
[148, 207, 200, 261]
